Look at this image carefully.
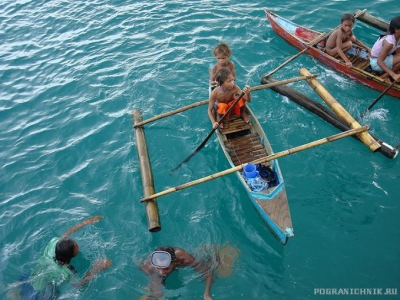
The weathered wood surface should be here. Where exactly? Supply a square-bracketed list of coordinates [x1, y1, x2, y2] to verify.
[260, 76, 398, 159]
[300, 68, 381, 152]
[133, 109, 161, 232]
[355, 9, 389, 32]
[255, 188, 292, 235]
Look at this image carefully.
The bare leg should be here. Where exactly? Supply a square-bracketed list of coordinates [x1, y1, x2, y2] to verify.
[240, 107, 250, 123]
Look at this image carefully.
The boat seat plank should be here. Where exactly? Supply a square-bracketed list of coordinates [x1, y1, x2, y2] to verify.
[225, 136, 262, 150]
[220, 116, 251, 135]
[228, 142, 265, 153]
[231, 151, 268, 165]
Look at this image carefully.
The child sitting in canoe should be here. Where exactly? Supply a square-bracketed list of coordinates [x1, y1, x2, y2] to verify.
[325, 13, 370, 67]
[208, 68, 251, 129]
[209, 42, 236, 86]
[369, 16, 400, 82]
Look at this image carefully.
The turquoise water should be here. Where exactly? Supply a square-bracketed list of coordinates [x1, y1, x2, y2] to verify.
[1, 0, 399, 299]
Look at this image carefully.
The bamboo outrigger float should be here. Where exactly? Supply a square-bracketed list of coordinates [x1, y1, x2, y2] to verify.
[299, 68, 381, 152]
[354, 9, 389, 32]
[133, 109, 161, 232]
[259, 77, 398, 159]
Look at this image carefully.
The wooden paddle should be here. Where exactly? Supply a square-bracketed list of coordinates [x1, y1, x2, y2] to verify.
[361, 78, 399, 116]
[141, 125, 369, 202]
[263, 33, 326, 78]
[263, 9, 367, 79]
[170, 90, 246, 172]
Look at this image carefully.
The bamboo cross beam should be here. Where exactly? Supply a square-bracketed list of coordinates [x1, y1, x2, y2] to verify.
[134, 75, 317, 128]
[133, 99, 209, 128]
[140, 125, 369, 202]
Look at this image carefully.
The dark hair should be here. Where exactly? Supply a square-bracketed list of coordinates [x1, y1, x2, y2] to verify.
[380, 16, 400, 38]
[341, 13, 355, 24]
[55, 238, 76, 264]
[388, 16, 400, 33]
[155, 246, 176, 262]
[212, 42, 232, 57]
[215, 68, 232, 86]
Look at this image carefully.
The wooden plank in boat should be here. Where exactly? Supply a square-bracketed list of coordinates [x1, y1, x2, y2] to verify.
[220, 117, 251, 135]
[231, 149, 268, 165]
[224, 135, 261, 150]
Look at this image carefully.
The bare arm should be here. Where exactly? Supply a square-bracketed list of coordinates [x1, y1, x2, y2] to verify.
[207, 91, 219, 129]
[378, 40, 397, 78]
[209, 65, 218, 85]
[137, 258, 164, 299]
[61, 215, 103, 238]
[230, 62, 236, 81]
[243, 85, 251, 103]
[192, 261, 213, 300]
[335, 30, 351, 65]
[75, 258, 112, 288]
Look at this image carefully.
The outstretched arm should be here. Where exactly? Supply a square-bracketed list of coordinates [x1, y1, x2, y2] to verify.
[75, 258, 112, 288]
[62, 215, 103, 238]
[193, 262, 213, 300]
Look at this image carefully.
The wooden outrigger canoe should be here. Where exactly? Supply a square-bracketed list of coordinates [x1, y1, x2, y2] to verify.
[212, 91, 294, 245]
[265, 9, 400, 98]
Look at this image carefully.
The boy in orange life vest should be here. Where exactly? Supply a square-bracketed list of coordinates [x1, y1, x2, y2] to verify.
[325, 13, 370, 67]
[209, 42, 236, 86]
[208, 68, 251, 129]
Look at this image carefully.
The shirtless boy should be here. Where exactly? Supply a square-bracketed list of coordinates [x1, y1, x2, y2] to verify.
[325, 13, 370, 67]
[208, 68, 251, 129]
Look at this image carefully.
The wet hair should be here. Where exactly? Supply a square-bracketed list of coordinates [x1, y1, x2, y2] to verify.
[212, 42, 232, 57]
[341, 13, 355, 24]
[55, 238, 76, 264]
[215, 68, 232, 86]
[155, 246, 176, 262]
[380, 16, 400, 38]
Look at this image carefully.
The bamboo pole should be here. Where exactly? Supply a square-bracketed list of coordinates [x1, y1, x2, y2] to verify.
[134, 75, 317, 128]
[250, 74, 317, 91]
[133, 109, 161, 232]
[133, 99, 209, 128]
[140, 125, 369, 202]
[300, 68, 381, 152]
[354, 9, 389, 32]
